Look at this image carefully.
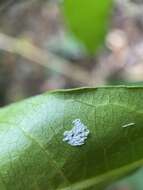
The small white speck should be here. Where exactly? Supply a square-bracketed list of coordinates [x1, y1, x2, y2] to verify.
[63, 119, 89, 146]
[122, 123, 135, 128]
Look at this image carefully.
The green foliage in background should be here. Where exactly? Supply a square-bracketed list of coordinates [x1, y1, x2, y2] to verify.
[109, 168, 143, 190]
[62, 0, 113, 54]
[0, 86, 143, 189]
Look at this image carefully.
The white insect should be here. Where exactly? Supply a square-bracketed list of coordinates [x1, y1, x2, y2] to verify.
[122, 123, 135, 128]
[63, 119, 90, 146]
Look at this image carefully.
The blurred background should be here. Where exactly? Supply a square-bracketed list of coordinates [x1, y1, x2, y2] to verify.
[0, 0, 143, 107]
[0, 1, 143, 189]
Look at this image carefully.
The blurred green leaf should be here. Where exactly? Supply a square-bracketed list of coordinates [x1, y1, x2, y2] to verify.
[1, 86, 143, 189]
[109, 168, 143, 190]
[62, 0, 113, 54]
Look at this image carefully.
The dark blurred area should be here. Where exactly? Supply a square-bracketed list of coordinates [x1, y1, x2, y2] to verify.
[0, 0, 143, 107]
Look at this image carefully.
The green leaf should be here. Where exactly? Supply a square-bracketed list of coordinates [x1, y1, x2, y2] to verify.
[62, 0, 113, 54]
[0, 86, 143, 190]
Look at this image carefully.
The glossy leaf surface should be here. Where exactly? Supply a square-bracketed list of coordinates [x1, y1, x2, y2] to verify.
[0, 86, 143, 190]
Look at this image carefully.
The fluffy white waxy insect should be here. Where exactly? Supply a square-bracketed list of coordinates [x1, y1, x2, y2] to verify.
[63, 119, 89, 146]
[122, 123, 135, 128]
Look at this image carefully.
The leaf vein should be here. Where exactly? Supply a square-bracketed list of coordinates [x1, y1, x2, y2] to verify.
[17, 126, 70, 186]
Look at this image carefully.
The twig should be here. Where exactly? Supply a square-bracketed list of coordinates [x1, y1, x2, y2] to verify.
[0, 33, 91, 85]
